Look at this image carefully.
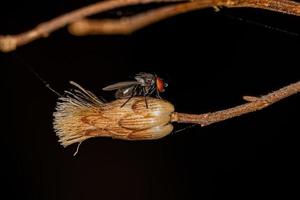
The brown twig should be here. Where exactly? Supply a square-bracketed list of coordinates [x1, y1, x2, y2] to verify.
[1, 0, 300, 52]
[68, 0, 214, 35]
[171, 80, 300, 126]
[69, 0, 300, 35]
[223, 0, 300, 16]
[0, 0, 183, 52]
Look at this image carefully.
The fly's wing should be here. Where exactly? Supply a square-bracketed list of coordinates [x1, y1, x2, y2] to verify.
[102, 81, 138, 91]
[115, 85, 137, 99]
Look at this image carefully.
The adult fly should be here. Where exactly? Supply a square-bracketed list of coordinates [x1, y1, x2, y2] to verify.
[103, 72, 167, 108]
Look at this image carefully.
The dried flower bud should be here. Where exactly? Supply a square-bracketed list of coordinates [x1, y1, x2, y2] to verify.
[53, 82, 174, 147]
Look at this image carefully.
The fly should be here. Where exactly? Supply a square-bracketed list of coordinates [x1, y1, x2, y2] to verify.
[102, 72, 168, 108]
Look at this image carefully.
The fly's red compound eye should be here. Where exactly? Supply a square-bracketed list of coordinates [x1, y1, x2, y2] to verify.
[156, 77, 165, 93]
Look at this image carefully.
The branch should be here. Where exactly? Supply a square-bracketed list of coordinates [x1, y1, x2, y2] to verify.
[68, 0, 300, 35]
[69, 0, 300, 35]
[0, 0, 182, 52]
[171, 80, 300, 126]
[224, 0, 300, 16]
[1, 0, 300, 52]
[68, 0, 214, 35]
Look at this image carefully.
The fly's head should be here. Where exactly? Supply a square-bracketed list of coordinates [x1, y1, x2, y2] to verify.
[156, 76, 168, 93]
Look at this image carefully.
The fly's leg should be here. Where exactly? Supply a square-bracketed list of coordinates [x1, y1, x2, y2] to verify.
[143, 85, 157, 108]
[156, 89, 161, 98]
[121, 85, 138, 108]
[120, 93, 134, 108]
[146, 84, 159, 98]
[148, 85, 156, 96]
[156, 93, 161, 98]
[142, 86, 148, 109]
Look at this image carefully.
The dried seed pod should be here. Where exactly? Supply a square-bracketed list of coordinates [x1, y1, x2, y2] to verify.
[53, 82, 174, 147]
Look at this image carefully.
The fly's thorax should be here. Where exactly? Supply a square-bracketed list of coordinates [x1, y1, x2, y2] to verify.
[135, 72, 155, 87]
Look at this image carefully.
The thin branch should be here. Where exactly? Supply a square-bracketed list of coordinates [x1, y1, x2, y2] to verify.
[68, 0, 300, 35]
[0, 0, 183, 52]
[1, 0, 300, 52]
[223, 0, 300, 16]
[171, 80, 300, 126]
[68, 0, 214, 35]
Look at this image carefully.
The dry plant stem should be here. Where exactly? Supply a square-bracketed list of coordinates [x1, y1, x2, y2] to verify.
[69, 0, 300, 35]
[69, 0, 213, 35]
[0, 0, 182, 52]
[1, 0, 300, 51]
[224, 0, 300, 16]
[171, 81, 300, 126]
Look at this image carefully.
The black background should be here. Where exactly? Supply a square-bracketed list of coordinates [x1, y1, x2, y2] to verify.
[1, 0, 299, 199]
